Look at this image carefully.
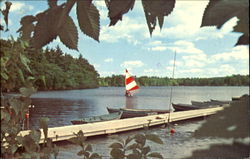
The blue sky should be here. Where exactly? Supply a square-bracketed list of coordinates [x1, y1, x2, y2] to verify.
[1, 0, 249, 78]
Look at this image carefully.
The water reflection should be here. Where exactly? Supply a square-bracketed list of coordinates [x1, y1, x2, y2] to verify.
[125, 96, 138, 109]
[28, 86, 248, 129]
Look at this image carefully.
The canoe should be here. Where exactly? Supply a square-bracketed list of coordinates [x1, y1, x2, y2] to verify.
[71, 112, 123, 125]
[107, 107, 170, 119]
[172, 102, 221, 112]
[210, 99, 231, 105]
[172, 103, 203, 111]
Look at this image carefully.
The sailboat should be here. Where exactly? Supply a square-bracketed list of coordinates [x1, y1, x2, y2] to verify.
[125, 69, 139, 97]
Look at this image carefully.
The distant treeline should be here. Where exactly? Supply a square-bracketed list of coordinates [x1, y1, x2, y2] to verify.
[99, 74, 249, 87]
[1, 39, 249, 92]
[1, 39, 99, 92]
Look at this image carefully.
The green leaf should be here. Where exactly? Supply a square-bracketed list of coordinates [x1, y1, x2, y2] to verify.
[127, 153, 141, 159]
[32, 6, 63, 49]
[1, 109, 10, 122]
[17, 69, 25, 84]
[142, 146, 151, 155]
[235, 34, 249, 46]
[147, 152, 164, 159]
[194, 95, 250, 139]
[126, 143, 138, 150]
[110, 148, 125, 159]
[110, 142, 123, 149]
[1, 72, 8, 80]
[145, 134, 163, 144]
[233, 8, 249, 35]
[125, 136, 133, 145]
[134, 134, 146, 146]
[77, 150, 85, 156]
[58, 15, 78, 50]
[89, 153, 101, 159]
[9, 98, 22, 114]
[19, 87, 36, 97]
[105, 0, 135, 26]
[1, 1, 12, 31]
[142, 0, 175, 35]
[76, 0, 100, 41]
[20, 54, 32, 73]
[39, 117, 49, 140]
[85, 144, 92, 152]
[201, 0, 249, 29]
[17, 16, 36, 41]
[48, 0, 58, 8]
[30, 130, 42, 143]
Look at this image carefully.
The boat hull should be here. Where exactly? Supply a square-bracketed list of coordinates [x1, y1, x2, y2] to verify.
[107, 107, 170, 119]
[71, 112, 123, 125]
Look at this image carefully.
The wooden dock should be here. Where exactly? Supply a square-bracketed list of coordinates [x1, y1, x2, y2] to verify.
[19, 107, 224, 143]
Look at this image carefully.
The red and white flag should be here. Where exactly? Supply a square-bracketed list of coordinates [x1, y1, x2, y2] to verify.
[125, 69, 139, 93]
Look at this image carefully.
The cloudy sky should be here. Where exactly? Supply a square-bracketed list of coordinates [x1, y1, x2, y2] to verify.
[1, 0, 249, 78]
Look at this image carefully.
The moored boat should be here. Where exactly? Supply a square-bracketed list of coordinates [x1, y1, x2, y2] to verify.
[172, 103, 203, 111]
[107, 107, 170, 119]
[71, 112, 123, 125]
[172, 102, 221, 111]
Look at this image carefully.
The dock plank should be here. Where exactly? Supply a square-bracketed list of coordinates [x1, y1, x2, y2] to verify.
[19, 107, 224, 143]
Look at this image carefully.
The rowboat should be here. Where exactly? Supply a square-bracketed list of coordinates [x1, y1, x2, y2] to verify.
[107, 107, 170, 119]
[71, 112, 123, 125]
[210, 99, 231, 105]
[172, 102, 221, 111]
[172, 103, 204, 111]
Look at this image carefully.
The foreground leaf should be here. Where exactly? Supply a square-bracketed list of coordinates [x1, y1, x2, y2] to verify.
[201, 0, 248, 29]
[194, 95, 250, 138]
[147, 152, 164, 159]
[19, 87, 36, 97]
[105, 0, 135, 26]
[110, 148, 124, 159]
[142, 0, 175, 35]
[145, 134, 164, 144]
[1, 1, 12, 31]
[17, 15, 36, 41]
[58, 16, 78, 50]
[32, 6, 63, 49]
[48, 0, 58, 8]
[77, 0, 100, 41]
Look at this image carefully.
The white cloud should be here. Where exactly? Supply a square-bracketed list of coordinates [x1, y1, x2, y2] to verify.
[121, 60, 144, 70]
[151, 46, 167, 51]
[99, 71, 115, 77]
[211, 46, 249, 62]
[100, 16, 147, 44]
[144, 69, 159, 73]
[149, 40, 162, 45]
[166, 40, 203, 54]
[104, 58, 113, 63]
[10, 2, 33, 14]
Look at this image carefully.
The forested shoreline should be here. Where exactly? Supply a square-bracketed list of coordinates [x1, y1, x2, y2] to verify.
[99, 74, 249, 87]
[1, 39, 248, 92]
[1, 39, 99, 92]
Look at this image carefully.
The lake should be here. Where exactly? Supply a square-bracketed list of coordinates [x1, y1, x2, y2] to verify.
[28, 86, 248, 158]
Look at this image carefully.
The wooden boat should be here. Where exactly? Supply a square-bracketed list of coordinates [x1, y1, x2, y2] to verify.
[210, 99, 231, 105]
[107, 107, 170, 119]
[172, 103, 203, 111]
[172, 102, 220, 111]
[71, 112, 123, 125]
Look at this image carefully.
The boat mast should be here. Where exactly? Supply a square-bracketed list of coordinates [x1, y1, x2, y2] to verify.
[168, 51, 176, 123]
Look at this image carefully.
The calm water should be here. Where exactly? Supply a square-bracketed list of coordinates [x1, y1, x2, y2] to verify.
[28, 86, 248, 158]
